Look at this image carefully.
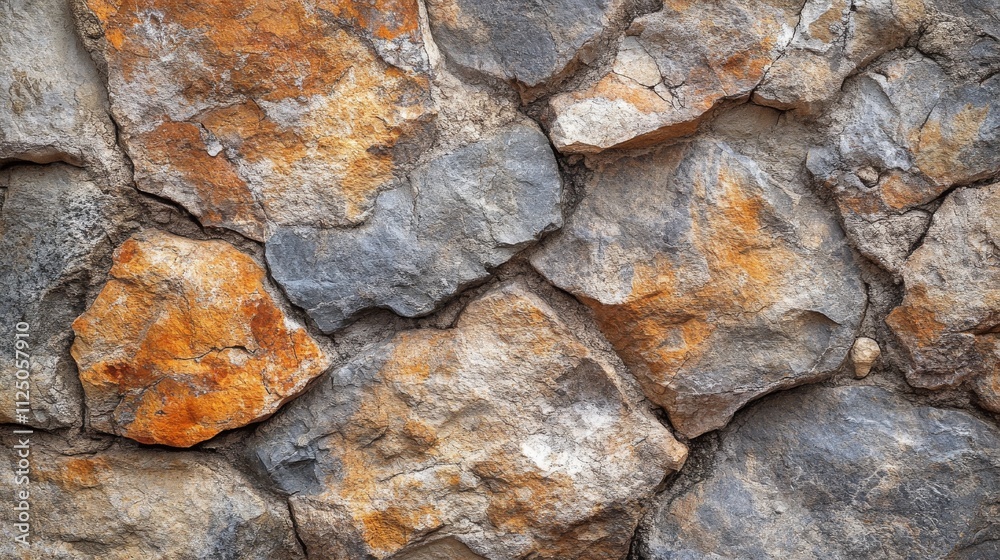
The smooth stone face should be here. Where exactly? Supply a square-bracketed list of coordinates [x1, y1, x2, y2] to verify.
[425, 0, 618, 91]
[266, 123, 562, 332]
[532, 139, 866, 437]
[0, 434, 304, 559]
[250, 281, 687, 560]
[77, 0, 435, 240]
[808, 34, 1000, 274]
[0, 164, 131, 429]
[0, 0, 121, 168]
[72, 230, 331, 447]
[636, 385, 1000, 559]
[886, 184, 1000, 408]
[547, 0, 800, 153]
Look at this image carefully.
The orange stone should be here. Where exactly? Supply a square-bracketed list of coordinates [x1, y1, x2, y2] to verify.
[71, 230, 330, 447]
[81, 0, 434, 240]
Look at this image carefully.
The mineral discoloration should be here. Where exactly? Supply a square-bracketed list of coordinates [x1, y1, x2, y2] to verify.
[251, 282, 686, 559]
[72, 230, 330, 447]
[79, 0, 435, 240]
[532, 139, 865, 437]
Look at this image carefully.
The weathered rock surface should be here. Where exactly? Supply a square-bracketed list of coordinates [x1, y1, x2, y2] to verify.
[76, 0, 435, 240]
[0, 0, 122, 170]
[635, 385, 1000, 559]
[0, 434, 304, 559]
[266, 123, 562, 332]
[0, 164, 132, 429]
[532, 139, 866, 437]
[547, 0, 800, 153]
[808, 17, 1000, 274]
[887, 184, 1000, 409]
[425, 0, 625, 95]
[72, 230, 330, 447]
[251, 281, 687, 559]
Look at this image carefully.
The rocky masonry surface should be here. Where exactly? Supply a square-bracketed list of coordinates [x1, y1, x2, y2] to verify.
[1, 0, 999, 558]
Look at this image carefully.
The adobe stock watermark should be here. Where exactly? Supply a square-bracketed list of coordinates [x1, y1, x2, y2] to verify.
[11, 321, 33, 546]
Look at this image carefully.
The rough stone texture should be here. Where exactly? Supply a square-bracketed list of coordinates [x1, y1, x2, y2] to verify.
[76, 0, 435, 240]
[72, 230, 331, 447]
[0, 434, 304, 559]
[532, 139, 866, 437]
[266, 122, 562, 332]
[425, 0, 625, 95]
[251, 281, 687, 559]
[886, 184, 1000, 409]
[547, 0, 801, 153]
[851, 337, 881, 378]
[0, 0, 123, 171]
[636, 385, 1000, 559]
[808, 9, 1000, 275]
[0, 164, 132, 429]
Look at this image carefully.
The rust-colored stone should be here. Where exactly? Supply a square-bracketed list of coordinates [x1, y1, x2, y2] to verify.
[81, 0, 434, 240]
[71, 230, 330, 447]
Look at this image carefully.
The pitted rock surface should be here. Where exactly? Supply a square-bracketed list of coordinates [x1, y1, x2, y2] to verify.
[251, 282, 687, 559]
[72, 230, 330, 447]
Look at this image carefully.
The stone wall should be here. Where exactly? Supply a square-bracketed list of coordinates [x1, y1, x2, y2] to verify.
[1, 0, 999, 557]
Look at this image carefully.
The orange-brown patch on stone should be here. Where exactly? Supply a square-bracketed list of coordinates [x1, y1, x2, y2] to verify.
[86, 0, 433, 235]
[582, 159, 797, 421]
[577, 74, 668, 115]
[807, 3, 846, 43]
[72, 231, 329, 447]
[885, 285, 950, 350]
[35, 457, 109, 489]
[913, 103, 990, 185]
[360, 505, 441, 553]
[139, 121, 265, 238]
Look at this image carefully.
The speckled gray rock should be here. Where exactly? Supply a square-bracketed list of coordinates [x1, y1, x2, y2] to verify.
[0, 164, 133, 429]
[531, 139, 866, 437]
[886, 183, 1000, 410]
[0, 0, 122, 172]
[635, 385, 1000, 560]
[425, 0, 626, 95]
[0, 433, 304, 559]
[266, 123, 562, 332]
[808, 20, 1000, 275]
[249, 281, 687, 560]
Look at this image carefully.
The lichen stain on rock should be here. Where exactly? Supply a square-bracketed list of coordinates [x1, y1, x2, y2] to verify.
[84, 0, 434, 239]
[71, 230, 330, 447]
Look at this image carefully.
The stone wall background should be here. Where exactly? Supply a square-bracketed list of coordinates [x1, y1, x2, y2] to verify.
[1, 0, 999, 557]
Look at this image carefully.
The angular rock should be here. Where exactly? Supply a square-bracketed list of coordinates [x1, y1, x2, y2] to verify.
[751, 0, 920, 112]
[425, 0, 625, 94]
[0, 0, 122, 170]
[0, 164, 131, 429]
[808, 37, 1000, 274]
[72, 230, 330, 447]
[76, 0, 435, 240]
[250, 281, 687, 560]
[532, 139, 866, 437]
[886, 183, 1000, 408]
[547, 0, 800, 153]
[266, 123, 562, 332]
[0, 434, 304, 559]
[636, 385, 1000, 559]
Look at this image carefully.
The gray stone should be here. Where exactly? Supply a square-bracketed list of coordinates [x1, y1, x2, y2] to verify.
[636, 385, 1000, 560]
[425, 0, 624, 93]
[0, 0, 123, 173]
[531, 138, 866, 437]
[0, 433, 304, 559]
[0, 164, 133, 429]
[249, 281, 687, 560]
[886, 183, 1000, 410]
[266, 123, 562, 332]
[808, 30, 1000, 275]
